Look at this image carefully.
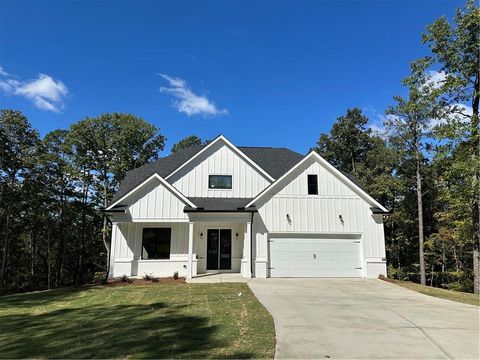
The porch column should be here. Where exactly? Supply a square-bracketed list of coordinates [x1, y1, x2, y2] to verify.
[108, 223, 118, 278]
[243, 221, 252, 278]
[187, 221, 194, 279]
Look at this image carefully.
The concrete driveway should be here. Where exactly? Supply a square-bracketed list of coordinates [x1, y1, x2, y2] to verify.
[248, 279, 479, 359]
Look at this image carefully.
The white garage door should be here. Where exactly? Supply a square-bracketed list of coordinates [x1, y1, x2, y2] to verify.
[269, 236, 363, 277]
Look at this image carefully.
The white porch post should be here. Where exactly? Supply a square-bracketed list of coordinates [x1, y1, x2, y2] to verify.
[243, 221, 252, 278]
[187, 221, 194, 279]
[108, 223, 118, 278]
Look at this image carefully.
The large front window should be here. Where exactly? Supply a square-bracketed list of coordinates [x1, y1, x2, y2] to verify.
[141, 228, 171, 259]
[209, 175, 232, 189]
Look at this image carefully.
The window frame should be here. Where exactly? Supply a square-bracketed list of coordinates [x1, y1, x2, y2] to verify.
[141, 227, 172, 260]
[208, 175, 233, 190]
[307, 174, 318, 195]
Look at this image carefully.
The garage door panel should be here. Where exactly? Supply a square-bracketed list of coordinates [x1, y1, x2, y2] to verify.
[269, 237, 362, 277]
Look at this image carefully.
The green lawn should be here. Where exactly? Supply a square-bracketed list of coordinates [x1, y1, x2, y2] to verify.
[0, 283, 275, 359]
[386, 278, 480, 306]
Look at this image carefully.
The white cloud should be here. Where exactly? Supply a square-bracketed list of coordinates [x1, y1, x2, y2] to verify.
[363, 105, 388, 137]
[430, 103, 473, 128]
[159, 74, 228, 117]
[0, 67, 68, 113]
[427, 70, 446, 89]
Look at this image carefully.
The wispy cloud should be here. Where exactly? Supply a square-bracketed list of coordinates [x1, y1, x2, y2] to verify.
[159, 74, 228, 117]
[363, 105, 389, 138]
[0, 67, 68, 113]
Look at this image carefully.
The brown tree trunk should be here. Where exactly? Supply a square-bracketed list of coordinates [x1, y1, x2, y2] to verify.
[416, 152, 426, 286]
[56, 191, 65, 288]
[47, 226, 51, 290]
[0, 175, 15, 286]
[30, 230, 36, 284]
[0, 205, 10, 286]
[102, 175, 110, 278]
[472, 74, 480, 294]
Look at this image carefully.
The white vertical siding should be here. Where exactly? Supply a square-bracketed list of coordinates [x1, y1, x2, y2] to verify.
[255, 157, 386, 263]
[169, 140, 271, 198]
[113, 222, 190, 260]
[125, 177, 189, 221]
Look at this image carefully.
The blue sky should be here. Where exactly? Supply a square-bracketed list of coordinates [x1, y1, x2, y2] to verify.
[0, 0, 465, 155]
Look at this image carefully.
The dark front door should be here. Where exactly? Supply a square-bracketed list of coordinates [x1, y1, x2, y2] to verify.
[206, 229, 231, 270]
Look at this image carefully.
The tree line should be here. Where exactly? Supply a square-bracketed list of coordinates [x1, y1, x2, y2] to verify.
[316, 1, 479, 293]
[0, 1, 478, 294]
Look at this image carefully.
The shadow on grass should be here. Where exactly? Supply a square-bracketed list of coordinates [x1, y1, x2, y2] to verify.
[0, 300, 254, 359]
[0, 286, 103, 308]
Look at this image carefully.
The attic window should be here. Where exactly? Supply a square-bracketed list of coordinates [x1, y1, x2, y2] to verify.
[209, 175, 232, 189]
[308, 174, 318, 195]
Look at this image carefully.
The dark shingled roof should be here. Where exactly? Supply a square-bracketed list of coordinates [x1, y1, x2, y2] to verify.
[238, 147, 304, 179]
[111, 144, 304, 204]
[185, 197, 254, 212]
[110, 141, 379, 210]
[111, 144, 204, 203]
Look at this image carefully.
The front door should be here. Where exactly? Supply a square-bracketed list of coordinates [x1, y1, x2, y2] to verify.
[206, 229, 232, 270]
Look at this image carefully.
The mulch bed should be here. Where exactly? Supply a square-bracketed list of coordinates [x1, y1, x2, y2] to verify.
[378, 274, 396, 283]
[105, 277, 186, 286]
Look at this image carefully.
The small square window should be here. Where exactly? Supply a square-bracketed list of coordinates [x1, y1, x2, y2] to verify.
[142, 228, 171, 259]
[209, 175, 232, 189]
[308, 175, 318, 195]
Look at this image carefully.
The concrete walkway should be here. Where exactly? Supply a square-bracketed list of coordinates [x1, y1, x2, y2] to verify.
[248, 278, 479, 359]
[186, 273, 251, 283]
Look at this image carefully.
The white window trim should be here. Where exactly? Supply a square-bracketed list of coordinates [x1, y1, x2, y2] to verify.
[208, 174, 233, 190]
[140, 226, 172, 261]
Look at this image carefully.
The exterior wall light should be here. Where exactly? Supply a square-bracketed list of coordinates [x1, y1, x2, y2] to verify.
[339, 215, 344, 225]
[200, 232, 203, 239]
[286, 214, 292, 225]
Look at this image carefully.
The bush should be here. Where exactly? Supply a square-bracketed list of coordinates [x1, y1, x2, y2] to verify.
[173, 271, 179, 280]
[143, 273, 158, 282]
[387, 267, 474, 293]
[120, 274, 132, 283]
[93, 272, 107, 284]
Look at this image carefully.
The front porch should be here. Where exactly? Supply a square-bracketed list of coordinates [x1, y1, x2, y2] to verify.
[186, 212, 253, 279]
[109, 211, 253, 279]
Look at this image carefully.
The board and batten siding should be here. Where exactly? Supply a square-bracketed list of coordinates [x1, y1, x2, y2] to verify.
[111, 222, 190, 277]
[124, 177, 189, 221]
[255, 159, 386, 260]
[169, 141, 271, 198]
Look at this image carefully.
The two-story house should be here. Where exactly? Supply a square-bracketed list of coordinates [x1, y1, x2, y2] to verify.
[105, 135, 388, 279]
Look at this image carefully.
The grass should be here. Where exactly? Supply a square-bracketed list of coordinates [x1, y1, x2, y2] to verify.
[383, 278, 480, 306]
[0, 283, 275, 359]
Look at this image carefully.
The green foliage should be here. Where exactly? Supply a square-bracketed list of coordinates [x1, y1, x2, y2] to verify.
[171, 135, 202, 153]
[67, 113, 166, 206]
[0, 111, 166, 293]
[314, 108, 399, 207]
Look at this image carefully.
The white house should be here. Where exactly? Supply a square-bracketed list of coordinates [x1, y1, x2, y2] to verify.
[105, 135, 389, 279]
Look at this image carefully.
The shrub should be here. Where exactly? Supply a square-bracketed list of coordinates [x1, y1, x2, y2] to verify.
[143, 273, 158, 282]
[173, 271, 179, 280]
[120, 274, 132, 283]
[93, 272, 107, 284]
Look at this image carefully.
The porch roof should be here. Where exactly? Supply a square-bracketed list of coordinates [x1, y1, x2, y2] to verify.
[184, 197, 257, 212]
